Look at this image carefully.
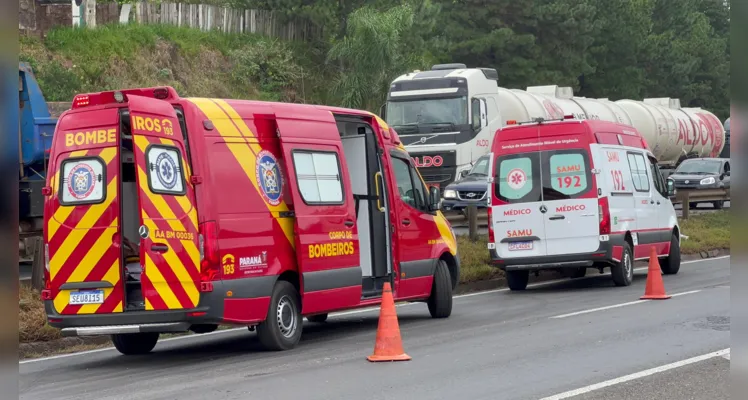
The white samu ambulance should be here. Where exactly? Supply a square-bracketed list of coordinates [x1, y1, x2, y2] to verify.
[487, 117, 681, 290]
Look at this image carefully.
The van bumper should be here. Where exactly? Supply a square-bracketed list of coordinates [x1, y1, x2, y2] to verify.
[44, 281, 231, 335]
[489, 240, 615, 271]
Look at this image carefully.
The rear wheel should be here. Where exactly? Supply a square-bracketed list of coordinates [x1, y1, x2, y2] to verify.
[427, 260, 453, 318]
[257, 281, 302, 351]
[689, 202, 698, 209]
[611, 242, 634, 287]
[111, 332, 159, 355]
[306, 313, 328, 323]
[713, 200, 724, 209]
[506, 270, 529, 291]
[659, 233, 681, 275]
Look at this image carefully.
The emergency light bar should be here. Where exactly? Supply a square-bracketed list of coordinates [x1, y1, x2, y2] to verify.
[71, 86, 178, 109]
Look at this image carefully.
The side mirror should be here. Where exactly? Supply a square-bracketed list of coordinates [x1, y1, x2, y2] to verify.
[428, 186, 441, 211]
[725, 170, 730, 177]
[379, 103, 387, 119]
[667, 179, 676, 197]
[458, 170, 468, 180]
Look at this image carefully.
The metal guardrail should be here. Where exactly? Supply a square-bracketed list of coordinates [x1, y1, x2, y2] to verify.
[672, 188, 730, 219]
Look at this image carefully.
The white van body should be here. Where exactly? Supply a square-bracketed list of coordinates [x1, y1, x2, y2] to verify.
[487, 119, 682, 290]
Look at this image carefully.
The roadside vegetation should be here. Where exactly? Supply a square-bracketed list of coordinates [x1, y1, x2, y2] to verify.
[679, 210, 730, 254]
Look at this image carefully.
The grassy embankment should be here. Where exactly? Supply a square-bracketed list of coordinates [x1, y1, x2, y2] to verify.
[21, 24, 330, 104]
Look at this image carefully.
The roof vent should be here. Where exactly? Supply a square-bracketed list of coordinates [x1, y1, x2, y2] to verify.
[431, 63, 467, 71]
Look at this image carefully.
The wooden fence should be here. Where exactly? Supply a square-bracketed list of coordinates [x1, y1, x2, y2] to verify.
[130, 2, 322, 41]
[20, 0, 323, 42]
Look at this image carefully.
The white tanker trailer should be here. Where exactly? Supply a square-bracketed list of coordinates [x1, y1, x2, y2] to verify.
[383, 64, 725, 188]
[497, 85, 726, 171]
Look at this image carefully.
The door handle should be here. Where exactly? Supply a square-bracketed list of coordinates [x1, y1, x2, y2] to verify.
[344, 220, 354, 227]
[402, 219, 411, 226]
[151, 243, 169, 253]
[549, 215, 565, 221]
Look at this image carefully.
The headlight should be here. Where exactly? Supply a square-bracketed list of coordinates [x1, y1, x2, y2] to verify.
[700, 177, 716, 185]
[443, 189, 457, 199]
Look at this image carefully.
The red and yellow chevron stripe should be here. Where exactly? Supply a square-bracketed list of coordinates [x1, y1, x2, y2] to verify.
[47, 147, 124, 315]
[131, 134, 200, 311]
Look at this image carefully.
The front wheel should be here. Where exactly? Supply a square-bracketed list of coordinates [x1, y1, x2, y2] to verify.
[659, 234, 681, 275]
[506, 270, 529, 291]
[111, 332, 159, 355]
[428, 260, 453, 318]
[611, 242, 634, 287]
[257, 281, 302, 351]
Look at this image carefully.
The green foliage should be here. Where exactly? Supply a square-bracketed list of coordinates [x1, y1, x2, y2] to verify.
[229, 39, 302, 100]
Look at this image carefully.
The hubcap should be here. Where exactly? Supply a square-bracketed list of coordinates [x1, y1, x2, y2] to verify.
[276, 295, 297, 338]
[624, 252, 632, 279]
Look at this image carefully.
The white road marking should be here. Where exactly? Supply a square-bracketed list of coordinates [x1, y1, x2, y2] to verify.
[549, 290, 703, 319]
[538, 348, 730, 400]
[20, 255, 729, 365]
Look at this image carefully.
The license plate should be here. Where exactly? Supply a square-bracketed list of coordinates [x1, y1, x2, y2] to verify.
[508, 241, 533, 251]
[69, 290, 104, 305]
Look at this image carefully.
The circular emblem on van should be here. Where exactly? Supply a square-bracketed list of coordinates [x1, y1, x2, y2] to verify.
[256, 150, 283, 206]
[66, 163, 96, 200]
[155, 152, 179, 190]
[507, 168, 527, 190]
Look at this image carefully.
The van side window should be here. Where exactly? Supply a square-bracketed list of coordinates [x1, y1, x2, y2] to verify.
[58, 157, 107, 206]
[495, 153, 541, 204]
[392, 157, 419, 209]
[626, 152, 650, 192]
[292, 150, 344, 204]
[146, 145, 187, 196]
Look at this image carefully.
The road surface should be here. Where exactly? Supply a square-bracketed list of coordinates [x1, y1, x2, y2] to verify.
[20, 255, 729, 400]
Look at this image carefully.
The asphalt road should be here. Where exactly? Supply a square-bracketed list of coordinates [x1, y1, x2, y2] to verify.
[20, 255, 729, 400]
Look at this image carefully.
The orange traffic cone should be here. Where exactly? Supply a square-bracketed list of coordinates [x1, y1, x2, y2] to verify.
[367, 282, 412, 362]
[641, 246, 671, 300]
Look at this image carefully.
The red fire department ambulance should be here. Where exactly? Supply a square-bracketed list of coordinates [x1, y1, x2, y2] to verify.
[42, 87, 460, 355]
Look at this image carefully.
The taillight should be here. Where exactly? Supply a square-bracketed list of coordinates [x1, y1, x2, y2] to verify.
[198, 221, 219, 292]
[72, 94, 90, 108]
[598, 196, 611, 235]
[487, 206, 495, 243]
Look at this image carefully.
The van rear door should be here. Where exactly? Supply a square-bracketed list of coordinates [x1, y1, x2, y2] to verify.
[492, 151, 547, 258]
[127, 95, 200, 311]
[540, 148, 600, 255]
[46, 107, 124, 315]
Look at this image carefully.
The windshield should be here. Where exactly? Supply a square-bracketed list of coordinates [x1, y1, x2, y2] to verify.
[386, 97, 468, 127]
[675, 160, 722, 174]
[468, 155, 490, 176]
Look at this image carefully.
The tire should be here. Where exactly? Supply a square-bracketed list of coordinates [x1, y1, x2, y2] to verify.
[306, 313, 328, 323]
[257, 281, 302, 351]
[713, 200, 724, 209]
[689, 202, 698, 209]
[427, 260, 453, 318]
[506, 270, 529, 291]
[659, 233, 681, 275]
[111, 332, 159, 355]
[611, 241, 634, 287]
[569, 267, 587, 279]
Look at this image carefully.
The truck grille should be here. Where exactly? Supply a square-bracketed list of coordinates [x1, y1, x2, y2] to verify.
[672, 179, 700, 189]
[457, 190, 486, 201]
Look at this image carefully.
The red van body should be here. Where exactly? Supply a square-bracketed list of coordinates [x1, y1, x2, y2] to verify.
[487, 118, 680, 290]
[42, 87, 460, 354]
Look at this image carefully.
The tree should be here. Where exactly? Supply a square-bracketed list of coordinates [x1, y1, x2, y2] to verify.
[326, 4, 422, 110]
